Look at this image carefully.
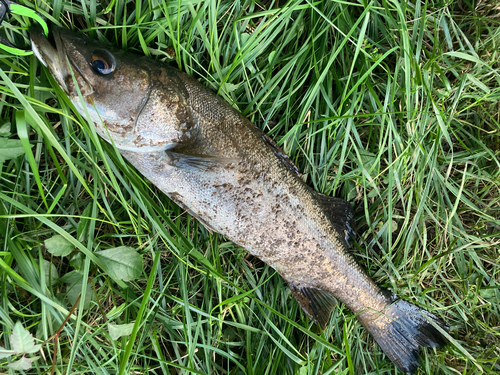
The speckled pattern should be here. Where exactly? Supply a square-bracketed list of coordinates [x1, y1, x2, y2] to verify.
[31, 27, 448, 375]
[130, 73, 391, 315]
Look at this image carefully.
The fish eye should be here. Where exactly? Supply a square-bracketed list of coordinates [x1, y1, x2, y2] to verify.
[90, 50, 115, 75]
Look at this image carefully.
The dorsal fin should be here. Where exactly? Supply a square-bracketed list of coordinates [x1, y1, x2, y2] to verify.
[289, 283, 337, 329]
[261, 133, 301, 176]
[315, 193, 355, 245]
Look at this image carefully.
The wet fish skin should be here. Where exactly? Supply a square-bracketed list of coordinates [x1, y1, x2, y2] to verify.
[31, 27, 448, 374]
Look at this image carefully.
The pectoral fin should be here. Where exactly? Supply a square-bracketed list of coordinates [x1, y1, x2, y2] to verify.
[289, 283, 337, 329]
[166, 151, 239, 171]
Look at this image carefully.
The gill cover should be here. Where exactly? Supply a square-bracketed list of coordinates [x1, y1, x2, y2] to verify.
[31, 27, 193, 152]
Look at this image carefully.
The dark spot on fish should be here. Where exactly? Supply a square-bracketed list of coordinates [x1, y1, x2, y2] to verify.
[103, 119, 133, 134]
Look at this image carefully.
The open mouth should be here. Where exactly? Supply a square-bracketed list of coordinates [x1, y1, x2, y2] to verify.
[31, 26, 70, 92]
[30, 25, 60, 64]
[30, 26, 51, 67]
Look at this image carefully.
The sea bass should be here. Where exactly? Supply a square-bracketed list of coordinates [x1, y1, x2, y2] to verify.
[31, 27, 448, 374]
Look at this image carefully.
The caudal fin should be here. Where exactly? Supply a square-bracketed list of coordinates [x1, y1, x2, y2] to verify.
[365, 296, 448, 375]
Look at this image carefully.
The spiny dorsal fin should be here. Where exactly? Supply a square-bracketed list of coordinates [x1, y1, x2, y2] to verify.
[261, 133, 301, 176]
[289, 283, 337, 329]
[315, 193, 355, 245]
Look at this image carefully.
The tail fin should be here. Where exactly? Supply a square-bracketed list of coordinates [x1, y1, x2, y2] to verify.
[365, 296, 448, 375]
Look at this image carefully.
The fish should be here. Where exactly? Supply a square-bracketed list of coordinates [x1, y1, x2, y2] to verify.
[30, 26, 449, 374]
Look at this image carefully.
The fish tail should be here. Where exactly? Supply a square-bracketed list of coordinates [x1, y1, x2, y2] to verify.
[365, 295, 448, 375]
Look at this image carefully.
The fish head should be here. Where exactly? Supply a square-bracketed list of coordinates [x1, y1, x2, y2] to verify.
[31, 27, 190, 152]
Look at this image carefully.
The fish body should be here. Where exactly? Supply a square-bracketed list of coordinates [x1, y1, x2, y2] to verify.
[31, 27, 448, 374]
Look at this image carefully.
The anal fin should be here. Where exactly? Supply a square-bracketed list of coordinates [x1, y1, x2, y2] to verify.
[289, 283, 337, 329]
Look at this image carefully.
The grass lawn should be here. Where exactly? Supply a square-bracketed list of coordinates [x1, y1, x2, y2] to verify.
[1, 0, 499, 373]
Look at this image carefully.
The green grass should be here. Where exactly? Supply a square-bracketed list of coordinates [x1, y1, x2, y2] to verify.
[1, 0, 499, 373]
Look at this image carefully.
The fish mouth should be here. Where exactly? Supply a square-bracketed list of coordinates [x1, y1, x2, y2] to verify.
[31, 26, 69, 92]
[31, 26, 92, 96]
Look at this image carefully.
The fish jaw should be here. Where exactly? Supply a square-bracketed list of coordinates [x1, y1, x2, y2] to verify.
[30, 27, 191, 152]
[31, 26, 72, 94]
